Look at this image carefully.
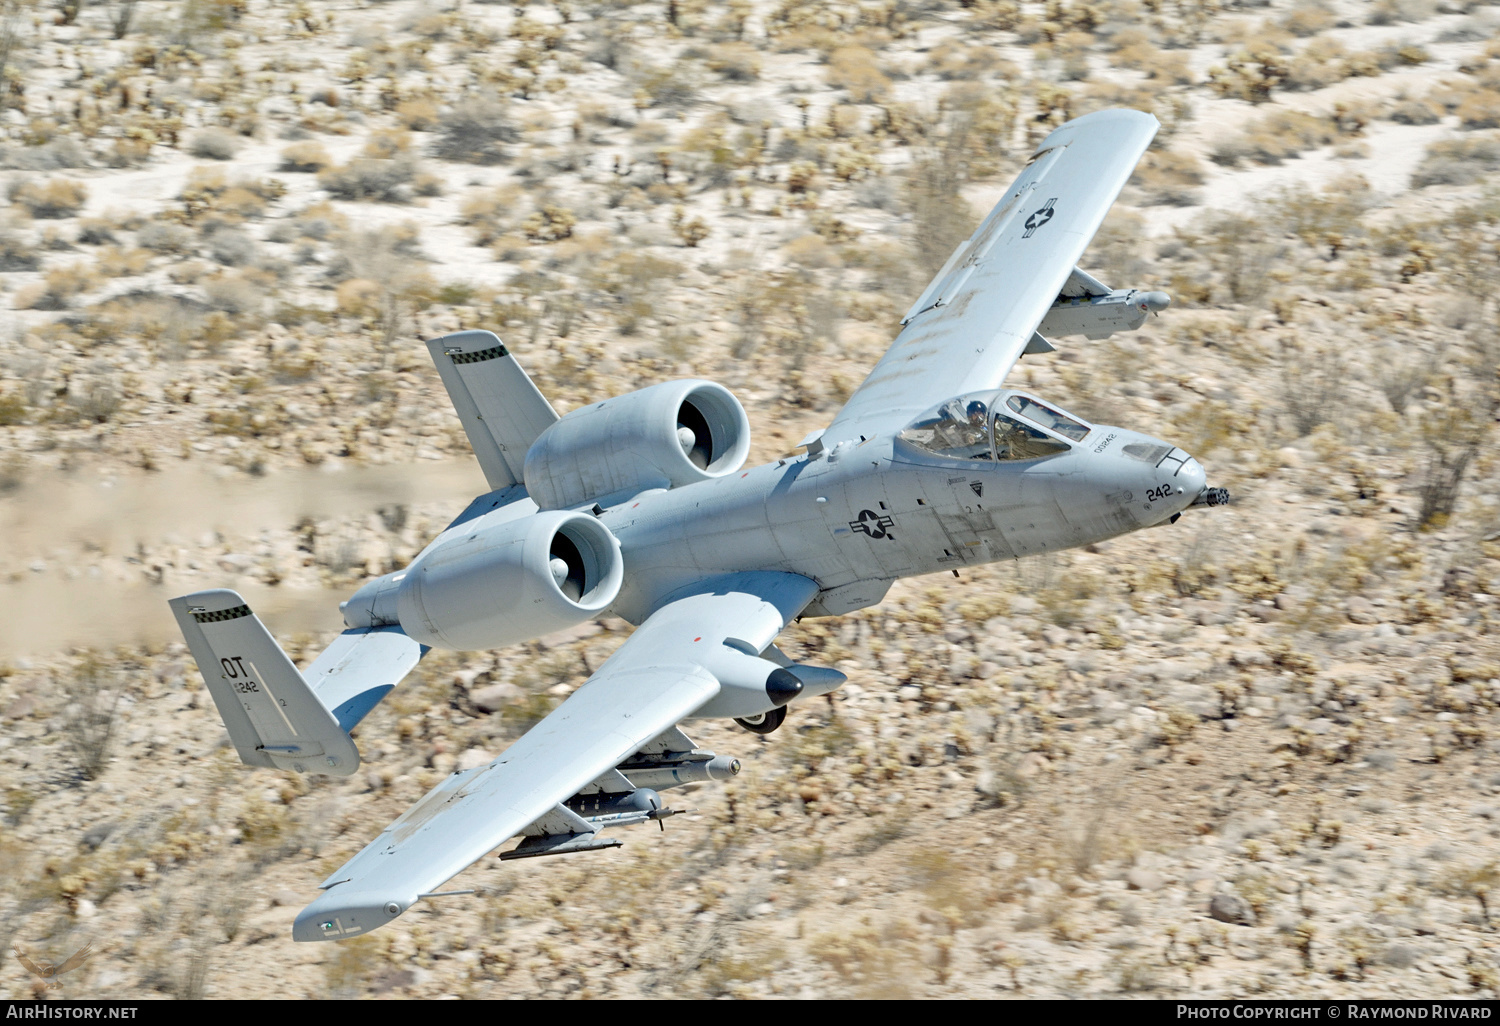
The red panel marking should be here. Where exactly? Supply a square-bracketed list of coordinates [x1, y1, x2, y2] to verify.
[693, 637, 701, 642]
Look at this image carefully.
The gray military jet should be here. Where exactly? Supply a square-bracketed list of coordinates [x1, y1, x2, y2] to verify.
[168, 108, 1228, 942]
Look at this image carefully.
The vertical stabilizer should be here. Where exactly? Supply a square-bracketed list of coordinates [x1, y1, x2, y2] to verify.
[170, 590, 425, 775]
[426, 330, 559, 491]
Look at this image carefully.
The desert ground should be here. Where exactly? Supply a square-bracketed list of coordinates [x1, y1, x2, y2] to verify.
[0, 0, 1499, 1001]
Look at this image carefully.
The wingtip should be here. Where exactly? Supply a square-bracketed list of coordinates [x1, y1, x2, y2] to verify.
[293, 889, 410, 942]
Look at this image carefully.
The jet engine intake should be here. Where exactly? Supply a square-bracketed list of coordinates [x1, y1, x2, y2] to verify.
[394, 509, 623, 651]
[523, 380, 751, 511]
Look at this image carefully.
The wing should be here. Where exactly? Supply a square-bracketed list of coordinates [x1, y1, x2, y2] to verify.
[54, 943, 91, 974]
[293, 571, 817, 942]
[13, 948, 44, 977]
[823, 109, 1158, 445]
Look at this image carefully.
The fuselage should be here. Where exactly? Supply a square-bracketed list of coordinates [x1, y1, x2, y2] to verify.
[347, 391, 1212, 645]
[601, 420, 1205, 625]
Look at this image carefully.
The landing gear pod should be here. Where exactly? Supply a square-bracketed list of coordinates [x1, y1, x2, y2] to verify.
[396, 509, 623, 651]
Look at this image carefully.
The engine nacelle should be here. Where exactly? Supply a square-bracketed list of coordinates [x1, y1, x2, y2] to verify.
[390, 509, 623, 651]
[523, 380, 751, 511]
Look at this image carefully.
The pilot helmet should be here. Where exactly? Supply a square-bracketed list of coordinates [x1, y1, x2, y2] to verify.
[964, 399, 989, 425]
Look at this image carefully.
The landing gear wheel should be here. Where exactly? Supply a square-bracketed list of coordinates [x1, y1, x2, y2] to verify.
[735, 706, 787, 735]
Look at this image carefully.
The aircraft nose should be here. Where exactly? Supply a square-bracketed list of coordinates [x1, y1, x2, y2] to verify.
[1152, 449, 1205, 520]
[1118, 439, 1204, 522]
[1177, 453, 1206, 498]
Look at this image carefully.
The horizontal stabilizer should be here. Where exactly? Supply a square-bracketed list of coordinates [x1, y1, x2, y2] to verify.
[303, 625, 427, 733]
[169, 590, 361, 776]
[426, 330, 558, 492]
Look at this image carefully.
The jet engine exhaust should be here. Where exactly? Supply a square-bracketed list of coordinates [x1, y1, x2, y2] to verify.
[548, 531, 588, 601]
[676, 400, 714, 470]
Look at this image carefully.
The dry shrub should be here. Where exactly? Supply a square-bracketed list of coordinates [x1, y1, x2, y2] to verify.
[1211, 110, 1337, 167]
[17, 262, 99, 309]
[0, 226, 39, 270]
[362, 128, 412, 160]
[459, 186, 521, 245]
[1286, 37, 1355, 91]
[707, 42, 760, 81]
[318, 157, 419, 202]
[10, 178, 88, 218]
[636, 64, 702, 111]
[1412, 134, 1500, 188]
[1262, 176, 1371, 258]
[1369, 0, 1436, 24]
[1458, 90, 1500, 130]
[521, 205, 576, 242]
[333, 225, 436, 344]
[1132, 149, 1205, 207]
[203, 269, 269, 318]
[1415, 405, 1493, 531]
[76, 217, 116, 245]
[95, 245, 152, 277]
[279, 141, 332, 172]
[1283, 2, 1335, 37]
[1370, 344, 1431, 414]
[179, 167, 286, 221]
[79, 294, 208, 353]
[137, 220, 194, 253]
[188, 127, 239, 160]
[1207, 47, 1291, 103]
[813, 919, 919, 998]
[827, 46, 891, 103]
[1170, 399, 1252, 458]
[926, 40, 1003, 81]
[904, 156, 973, 279]
[670, 205, 709, 248]
[206, 226, 258, 267]
[269, 201, 347, 243]
[0, 137, 89, 171]
[781, 234, 837, 268]
[59, 652, 121, 780]
[396, 97, 440, 130]
[433, 93, 518, 164]
[587, 251, 684, 336]
[1181, 212, 1283, 305]
[324, 934, 382, 998]
[1280, 337, 1350, 437]
[1390, 98, 1441, 125]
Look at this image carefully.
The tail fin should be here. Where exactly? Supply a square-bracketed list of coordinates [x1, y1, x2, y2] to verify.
[426, 330, 558, 492]
[169, 590, 425, 776]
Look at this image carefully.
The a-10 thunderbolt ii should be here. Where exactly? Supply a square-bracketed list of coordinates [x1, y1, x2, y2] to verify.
[168, 108, 1229, 942]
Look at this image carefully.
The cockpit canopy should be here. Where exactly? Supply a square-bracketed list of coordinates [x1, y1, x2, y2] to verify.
[896, 390, 1092, 463]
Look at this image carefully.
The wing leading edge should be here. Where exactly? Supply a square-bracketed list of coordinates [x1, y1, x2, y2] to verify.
[294, 571, 816, 941]
[824, 108, 1158, 445]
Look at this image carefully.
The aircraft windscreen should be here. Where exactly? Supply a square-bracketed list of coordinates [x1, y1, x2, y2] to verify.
[993, 414, 1070, 461]
[1005, 395, 1090, 442]
[898, 397, 994, 461]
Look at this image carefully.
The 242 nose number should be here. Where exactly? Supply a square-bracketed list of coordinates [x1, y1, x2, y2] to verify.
[1146, 484, 1176, 502]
